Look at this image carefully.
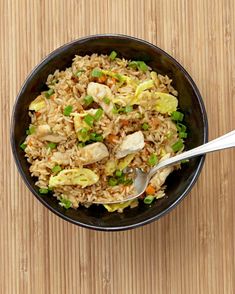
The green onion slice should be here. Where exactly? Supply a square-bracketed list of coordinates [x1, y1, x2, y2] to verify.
[176, 123, 187, 132]
[171, 111, 184, 121]
[94, 108, 103, 121]
[78, 142, 85, 147]
[141, 122, 149, 131]
[39, 188, 49, 194]
[90, 132, 103, 142]
[59, 198, 72, 209]
[84, 114, 95, 126]
[171, 139, 184, 152]
[103, 97, 110, 105]
[181, 159, 189, 164]
[128, 61, 148, 72]
[115, 170, 123, 177]
[91, 68, 103, 78]
[45, 88, 54, 98]
[84, 95, 93, 106]
[137, 61, 148, 72]
[123, 178, 133, 185]
[26, 126, 36, 135]
[20, 143, 27, 150]
[75, 69, 85, 77]
[108, 177, 118, 186]
[109, 51, 117, 60]
[144, 195, 155, 204]
[63, 105, 73, 116]
[52, 165, 62, 173]
[147, 154, 158, 166]
[179, 132, 187, 139]
[124, 105, 133, 113]
[47, 142, 57, 149]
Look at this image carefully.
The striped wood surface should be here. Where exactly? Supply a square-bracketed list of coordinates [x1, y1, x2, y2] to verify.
[0, 0, 235, 293]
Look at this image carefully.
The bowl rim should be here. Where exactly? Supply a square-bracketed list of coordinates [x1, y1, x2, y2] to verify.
[10, 33, 208, 231]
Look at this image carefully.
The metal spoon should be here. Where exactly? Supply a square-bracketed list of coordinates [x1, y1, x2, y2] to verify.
[94, 130, 235, 204]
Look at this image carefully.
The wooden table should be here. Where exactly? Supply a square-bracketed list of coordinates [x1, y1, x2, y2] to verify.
[1, 0, 235, 293]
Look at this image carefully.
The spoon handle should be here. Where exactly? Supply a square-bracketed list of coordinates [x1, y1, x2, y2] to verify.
[148, 130, 235, 179]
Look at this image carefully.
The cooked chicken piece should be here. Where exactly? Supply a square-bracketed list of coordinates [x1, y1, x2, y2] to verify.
[29, 95, 46, 111]
[150, 167, 173, 188]
[73, 109, 97, 131]
[79, 142, 109, 165]
[40, 134, 66, 143]
[150, 153, 173, 188]
[51, 151, 71, 165]
[115, 131, 145, 159]
[36, 124, 51, 137]
[36, 124, 66, 142]
[87, 82, 114, 118]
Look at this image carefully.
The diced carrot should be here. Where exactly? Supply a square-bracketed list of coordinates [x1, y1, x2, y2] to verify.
[49, 94, 55, 101]
[151, 118, 160, 127]
[107, 77, 116, 87]
[107, 134, 119, 144]
[145, 184, 155, 195]
[120, 119, 129, 127]
[97, 75, 107, 83]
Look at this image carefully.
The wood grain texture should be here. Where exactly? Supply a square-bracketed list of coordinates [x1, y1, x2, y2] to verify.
[0, 0, 235, 293]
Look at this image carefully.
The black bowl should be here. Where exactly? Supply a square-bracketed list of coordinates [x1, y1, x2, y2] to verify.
[11, 34, 208, 231]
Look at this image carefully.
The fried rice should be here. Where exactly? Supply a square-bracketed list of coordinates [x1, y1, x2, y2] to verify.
[21, 52, 186, 212]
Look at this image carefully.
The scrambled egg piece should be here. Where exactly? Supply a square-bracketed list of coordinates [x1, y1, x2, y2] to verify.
[104, 154, 135, 176]
[155, 92, 178, 114]
[135, 80, 154, 97]
[29, 96, 46, 111]
[116, 131, 145, 159]
[36, 124, 66, 142]
[101, 70, 130, 83]
[150, 153, 173, 189]
[73, 109, 97, 141]
[117, 154, 135, 170]
[104, 159, 117, 176]
[49, 168, 99, 188]
[80, 142, 109, 165]
[103, 199, 138, 213]
[87, 82, 114, 117]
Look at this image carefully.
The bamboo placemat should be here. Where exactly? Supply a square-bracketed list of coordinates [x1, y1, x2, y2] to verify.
[0, 0, 235, 293]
